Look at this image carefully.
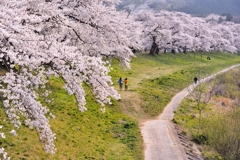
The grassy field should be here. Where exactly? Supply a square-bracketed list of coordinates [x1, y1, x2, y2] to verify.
[0, 77, 143, 160]
[173, 68, 240, 159]
[111, 52, 240, 118]
[1, 51, 240, 159]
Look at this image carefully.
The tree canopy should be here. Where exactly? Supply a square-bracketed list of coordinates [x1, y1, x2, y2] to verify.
[133, 10, 240, 54]
[0, 0, 142, 154]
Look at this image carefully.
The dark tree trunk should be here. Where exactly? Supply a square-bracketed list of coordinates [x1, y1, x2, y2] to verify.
[178, 48, 182, 53]
[183, 46, 187, 54]
[155, 47, 159, 54]
[150, 42, 157, 55]
[149, 36, 159, 55]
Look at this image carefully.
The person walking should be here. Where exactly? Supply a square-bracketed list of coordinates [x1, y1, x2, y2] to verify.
[194, 77, 198, 84]
[118, 78, 123, 90]
[124, 78, 128, 90]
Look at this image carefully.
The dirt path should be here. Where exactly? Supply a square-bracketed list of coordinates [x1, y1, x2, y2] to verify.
[141, 64, 240, 160]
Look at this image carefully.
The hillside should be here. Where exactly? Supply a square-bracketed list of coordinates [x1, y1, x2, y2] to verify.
[177, 0, 240, 16]
[118, 0, 240, 16]
[174, 68, 240, 159]
[1, 51, 240, 159]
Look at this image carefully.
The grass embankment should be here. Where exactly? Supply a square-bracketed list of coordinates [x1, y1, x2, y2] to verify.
[173, 69, 240, 159]
[1, 52, 240, 159]
[111, 52, 240, 118]
[0, 77, 143, 159]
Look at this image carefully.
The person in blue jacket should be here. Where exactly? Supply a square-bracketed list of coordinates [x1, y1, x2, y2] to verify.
[118, 78, 123, 90]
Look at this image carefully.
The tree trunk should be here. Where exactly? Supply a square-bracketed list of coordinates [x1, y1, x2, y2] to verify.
[171, 49, 176, 54]
[150, 42, 157, 55]
[164, 48, 167, 54]
[183, 46, 187, 54]
[178, 48, 182, 53]
[149, 36, 159, 55]
[155, 47, 159, 54]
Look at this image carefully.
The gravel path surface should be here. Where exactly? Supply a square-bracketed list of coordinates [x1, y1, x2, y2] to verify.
[141, 64, 240, 160]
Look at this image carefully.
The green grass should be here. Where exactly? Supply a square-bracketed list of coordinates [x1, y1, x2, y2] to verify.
[173, 98, 220, 158]
[0, 77, 143, 159]
[173, 98, 203, 130]
[173, 68, 240, 159]
[1, 51, 240, 159]
[111, 52, 240, 117]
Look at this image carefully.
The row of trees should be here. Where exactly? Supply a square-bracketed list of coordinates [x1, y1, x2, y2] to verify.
[133, 10, 240, 54]
[0, 0, 239, 156]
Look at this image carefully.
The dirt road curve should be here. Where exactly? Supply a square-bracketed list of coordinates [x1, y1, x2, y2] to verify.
[141, 64, 240, 160]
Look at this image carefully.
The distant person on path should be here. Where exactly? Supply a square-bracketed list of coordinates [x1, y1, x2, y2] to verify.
[194, 77, 198, 84]
[124, 78, 128, 90]
[118, 78, 123, 90]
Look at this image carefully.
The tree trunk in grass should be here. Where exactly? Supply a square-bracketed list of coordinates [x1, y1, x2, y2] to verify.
[149, 36, 159, 55]
[183, 46, 187, 54]
[155, 47, 159, 54]
[164, 48, 167, 54]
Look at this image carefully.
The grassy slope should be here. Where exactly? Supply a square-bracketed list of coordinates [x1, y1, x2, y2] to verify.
[111, 52, 240, 118]
[173, 68, 240, 159]
[0, 77, 143, 160]
[1, 52, 240, 159]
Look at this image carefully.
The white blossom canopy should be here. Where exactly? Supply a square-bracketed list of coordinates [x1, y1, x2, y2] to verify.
[0, 0, 142, 154]
[134, 10, 240, 54]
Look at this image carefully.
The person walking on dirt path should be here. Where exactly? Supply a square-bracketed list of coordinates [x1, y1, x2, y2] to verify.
[194, 77, 198, 84]
[118, 78, 123, 90]
[124, 78, 128, 90]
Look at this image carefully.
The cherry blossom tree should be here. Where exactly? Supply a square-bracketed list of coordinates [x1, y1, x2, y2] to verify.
[133, 10, 173, 54]
[0, 126, 10, 160]
[133, 10, 240, 54]
[0, 0, 142, 154]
